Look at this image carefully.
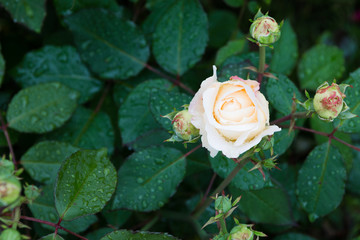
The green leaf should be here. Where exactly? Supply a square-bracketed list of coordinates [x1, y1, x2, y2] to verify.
[101, 230, 179, 240]
[0, 45, 4, 87]
[101, 208, 132, 228]
[39, 233, 64, 240]
[347, 148, 360, 195]
[112, 146, 186, 211]
[55, 149, 117, 220]
[296, 143, 346, 219]
[310, 117, 353, 172]
[224, 0, 243, 7]
[45, 106, 115, 154]
[271, 163, 304, 222]
[230, 186, 295, 225]
[298, 45, 345, 90]
[53, 0, 120, 17]
[150, 90, 192, 131]
[0, 0, 46, 32]
[208, 10, 237, 48]
[21, 141, 79, 184]
[65, 9, 149, 79]
[270, 20, 298, 75]
[86, 228, 113, 240]
[152, 0, 208, 75]
[12, 45, 103, 103]
[142, 0, 177, 43]
[273, 233, 317, 240]
[266, 74, 304, 115]
[7, 82, 79, 133]
[337, 68, 360, 133]
[29, 185, 97, 234]
[267, 128, 295, 157]
[215, 39, 246, 66]
[210, 154, 271, 191]
[119, 79, 176, 145]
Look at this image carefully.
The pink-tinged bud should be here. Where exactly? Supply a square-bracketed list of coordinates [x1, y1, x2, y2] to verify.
[172, 110, 199, 141]
[313, 82, 346, 121]
[250, 15, 281, 45]
[230, 225, 254, 240]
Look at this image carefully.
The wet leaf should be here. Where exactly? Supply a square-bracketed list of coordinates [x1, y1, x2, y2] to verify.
[12, 45, 102, 103]
[152, 0, 208, 75]
[112, 146, 186, 211]
[297, 143, 346, 220]
[21, 141, 79, 184]
[55, 149, 117, 220]
[65, 9, 149, 79]
[0, 0, 46, 32]
[7, 82, 79, 133]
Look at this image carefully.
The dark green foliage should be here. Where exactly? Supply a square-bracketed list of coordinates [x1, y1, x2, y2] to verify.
[0, 1, 359, 239]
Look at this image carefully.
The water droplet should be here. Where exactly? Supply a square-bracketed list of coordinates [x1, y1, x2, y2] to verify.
[137, 177, 144, 184]
[104, 168, 110, 177]
[31, 116, 39, 124]
[21, 96, 28, 107]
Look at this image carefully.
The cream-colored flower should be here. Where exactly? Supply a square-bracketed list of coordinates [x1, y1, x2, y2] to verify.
[189, 66, 281, 158]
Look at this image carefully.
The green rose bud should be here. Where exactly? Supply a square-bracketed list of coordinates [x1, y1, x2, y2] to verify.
[24, 184, 41, 203]
[171, 109, 199, 141]
[313, 82, 346, 121]
[230, 225, 254, 240]
[0, 158, 15, 180]
[0, 228, 21, 240]
[0, 176, 21, 207]
[250, 14, 281, 45]
[215, 196, 232, 213]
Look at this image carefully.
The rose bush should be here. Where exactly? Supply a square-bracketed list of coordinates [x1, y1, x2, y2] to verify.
[189, 66, 281, 158]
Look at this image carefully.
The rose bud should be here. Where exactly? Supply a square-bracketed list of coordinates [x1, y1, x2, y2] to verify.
[172, 110, 199, 141]
[229, 225, 254, 240]
[189, 66, 281, 158]
[163, 107, 200, 143]
[250, 11, 281, 46]
[0, 158, 15, 180]
[0, 176, 21, 207]
[215, 196, 232, 213]
[313, 82, 346, 121]
[0, 229, 21, 240]
[24, 184, 41, 203]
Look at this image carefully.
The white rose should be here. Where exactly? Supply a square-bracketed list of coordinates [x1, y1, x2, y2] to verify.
[188, 66, 281, 159]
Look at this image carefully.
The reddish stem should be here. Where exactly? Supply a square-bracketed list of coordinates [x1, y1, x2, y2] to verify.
[94, 81, 111, 114]
[280, 124, 360, 152]
[145, 64, 195, 95]
[183, 144, 201, 158]
[201, 172, 217, 205]
[20, 216, 88, 240]
[54, 218, 63, 236]
[0, 113, 17, 168]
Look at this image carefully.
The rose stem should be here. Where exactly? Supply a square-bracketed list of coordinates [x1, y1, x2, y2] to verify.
[0, 112, 17, 169]
[200, 173, 217, 205]
[257, 45, 266, 85]
[192, 156, 251, 219]
[279, 124, 360, 152]
[270, 111, 312, 125]
[145, 64, 195, 95]
[219, 217, 228, 234]
[20, 216, 88, 240]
